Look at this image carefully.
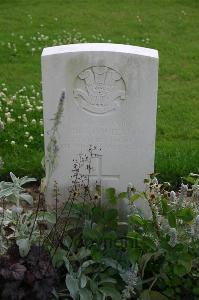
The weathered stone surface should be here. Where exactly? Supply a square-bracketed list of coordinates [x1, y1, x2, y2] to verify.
[42, 43, 158, 212]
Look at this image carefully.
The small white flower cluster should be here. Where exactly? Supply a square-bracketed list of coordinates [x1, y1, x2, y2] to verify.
[168, 227, 178, 247]
[170, 190, 177, 204]
[3, 27, 88, 56]
[195, 215, 199, 237]
[51, 29, 87, 47]
[0, 41, 17, 54]
[0, 120, 4, 131]
[1, 14, 151, 59]
[0, 83, 44, 148]
[178, 183, 188, 208]
[92, 33, 109, 43]
[180, 183, 189, 196]
[122, 264, 138, 299]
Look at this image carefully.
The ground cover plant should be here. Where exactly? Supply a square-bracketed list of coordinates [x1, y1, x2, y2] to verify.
[1, 111, 199, 299]
[0, 146, 199, 299]
[0, 114, 199, 299]
[0, 0, 199, 184]
[0, 84, 198, 300]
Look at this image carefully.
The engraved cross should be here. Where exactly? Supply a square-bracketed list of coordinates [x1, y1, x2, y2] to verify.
[89, 154, 120, 185]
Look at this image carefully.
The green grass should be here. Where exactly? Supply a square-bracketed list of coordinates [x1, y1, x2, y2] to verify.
[0, 0, 198, 186]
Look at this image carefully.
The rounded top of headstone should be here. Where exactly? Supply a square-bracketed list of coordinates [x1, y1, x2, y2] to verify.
[42, 43, 158, 59]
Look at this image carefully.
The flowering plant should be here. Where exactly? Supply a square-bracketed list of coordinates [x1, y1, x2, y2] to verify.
[127, 174, 199, 299]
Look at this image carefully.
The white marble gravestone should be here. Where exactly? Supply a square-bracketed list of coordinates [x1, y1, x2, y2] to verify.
[42, 43, 159, 211]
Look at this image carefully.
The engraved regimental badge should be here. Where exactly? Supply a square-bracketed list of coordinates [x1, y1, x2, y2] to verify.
[74, 66, 126, 114]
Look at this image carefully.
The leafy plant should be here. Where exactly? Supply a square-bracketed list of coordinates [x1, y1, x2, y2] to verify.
[42, 147, 135, 299]
[127, 174, 199, 299]
[51, 202, 132, 300]
[0, 172, 36, 206]
[0, 132, 198, 299]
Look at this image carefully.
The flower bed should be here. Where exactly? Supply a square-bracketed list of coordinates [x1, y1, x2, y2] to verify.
[0, 167, 198, 299]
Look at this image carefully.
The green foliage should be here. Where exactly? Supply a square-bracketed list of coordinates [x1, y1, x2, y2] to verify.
[138, 290, 168, 300]
[0, 189, 54, 257]
[0, 1, 199, 183]
[177, 207, 195, 222]
[0, 172, 36, 206]
[0, 170, 199, 298]
[105, 187, 117, 204]
[16, 237, 31, 257]
[0, 207, 43, 255]
[127, 175, 199, 299]
[52, 202, 132, 299]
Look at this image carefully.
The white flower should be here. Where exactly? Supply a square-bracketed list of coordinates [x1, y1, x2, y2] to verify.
[24, 144, 28, 148]
[168, 228, 177, 247]
[177, 183, 189, 208]
[180, 183, 188, 194]
[0, 120, 4, 131]
[23, 115, 27, 122]
[25, 131, 30, 137]
[36, 106, 42, 111]
[0, 91, 6, 97]
[5, 112, 11, 117]
[152, 177, 158, 185]
[11, 140, 16, 145]
[170, 191, 176, 204]
[7, 117, 15, 124]
[194, 215, 199, 237]
[31, 119, 36, 125]
[122, 264, 138, 299]
[192, 184, 199, 202]
[29, 136, 33, 141]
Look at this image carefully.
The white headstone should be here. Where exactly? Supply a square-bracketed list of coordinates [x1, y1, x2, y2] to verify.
[42, 43, 158, 211]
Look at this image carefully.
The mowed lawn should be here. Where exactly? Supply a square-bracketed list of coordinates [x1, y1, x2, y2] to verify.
[0, 0, 198, 186]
